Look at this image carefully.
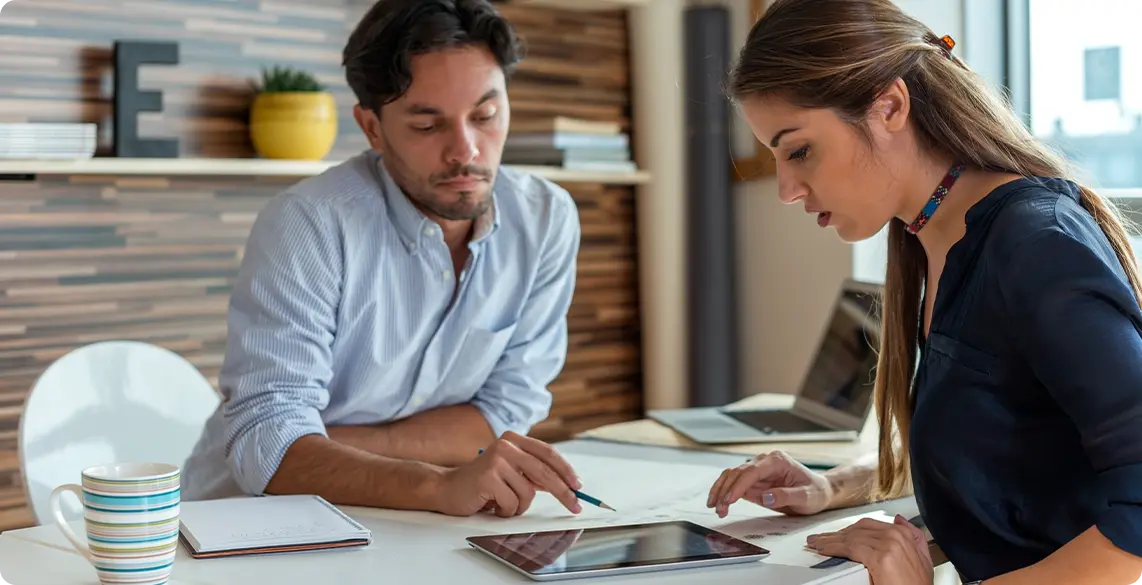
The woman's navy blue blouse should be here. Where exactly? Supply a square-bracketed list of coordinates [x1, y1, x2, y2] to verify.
[909, 176, 1142, 582]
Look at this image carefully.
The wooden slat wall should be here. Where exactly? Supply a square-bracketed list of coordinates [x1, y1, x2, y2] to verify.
[494, 2, 642, 440]
[0, 0, 642, 529]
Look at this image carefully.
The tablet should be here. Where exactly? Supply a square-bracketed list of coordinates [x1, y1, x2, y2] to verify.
[466, 520, 769, 581]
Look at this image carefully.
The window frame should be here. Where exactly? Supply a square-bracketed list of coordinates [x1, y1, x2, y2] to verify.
[962, 0, 1030, 123]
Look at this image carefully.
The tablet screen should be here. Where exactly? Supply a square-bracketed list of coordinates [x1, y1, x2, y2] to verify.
[467, 521, 769, 576]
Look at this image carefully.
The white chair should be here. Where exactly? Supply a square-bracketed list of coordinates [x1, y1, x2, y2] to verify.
[18, 340, 222, 524]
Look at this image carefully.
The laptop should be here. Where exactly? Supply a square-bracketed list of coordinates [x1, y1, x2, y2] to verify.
[649, 279, 883, 444]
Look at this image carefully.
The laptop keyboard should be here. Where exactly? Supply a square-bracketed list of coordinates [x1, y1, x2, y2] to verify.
[724, 410, 832, 434]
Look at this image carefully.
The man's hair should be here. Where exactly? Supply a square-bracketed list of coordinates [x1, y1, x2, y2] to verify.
[342, 0, 525, 112]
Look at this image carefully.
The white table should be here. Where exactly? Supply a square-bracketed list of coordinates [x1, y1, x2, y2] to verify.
[0, 440, 910, 585]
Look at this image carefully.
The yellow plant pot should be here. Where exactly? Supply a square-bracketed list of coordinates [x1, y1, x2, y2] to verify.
[249, 92, 338, 160]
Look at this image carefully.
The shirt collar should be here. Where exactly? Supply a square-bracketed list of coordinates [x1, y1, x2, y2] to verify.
[373, 153, 427, 252]
[370, 151, 499, 252]
[964, 176, 1080, 229]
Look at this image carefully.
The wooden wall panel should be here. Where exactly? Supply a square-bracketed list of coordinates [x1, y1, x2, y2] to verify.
[496, 3, 633, 131]
[0, 175, 288, 530]
[531, 183, 642, 441]
[0, 0, 641, 529]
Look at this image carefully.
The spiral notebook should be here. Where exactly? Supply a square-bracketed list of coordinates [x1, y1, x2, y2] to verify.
[179, 494, 372, 558]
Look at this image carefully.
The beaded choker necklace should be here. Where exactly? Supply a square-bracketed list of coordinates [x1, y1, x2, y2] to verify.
[906, 162, 966, 234]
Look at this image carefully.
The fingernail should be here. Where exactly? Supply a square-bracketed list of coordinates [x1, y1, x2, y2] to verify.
[762, 491, 775, 507]
[573, 477, 583, 490]
[806, 534, 817, 545]
[572, 503, 582, 514]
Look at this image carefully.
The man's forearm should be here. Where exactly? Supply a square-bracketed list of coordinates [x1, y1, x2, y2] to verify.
[263, 434, 444, 510]
[326, 403, 497, 467]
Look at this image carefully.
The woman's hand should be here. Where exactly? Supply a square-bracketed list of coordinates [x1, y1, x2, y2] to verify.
[808, 514, 933, 585]
[706, 451, 834, 517]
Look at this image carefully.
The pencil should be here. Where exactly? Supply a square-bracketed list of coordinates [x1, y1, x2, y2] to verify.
[572, 489, 616, 512]
[478, 449, 615, 511]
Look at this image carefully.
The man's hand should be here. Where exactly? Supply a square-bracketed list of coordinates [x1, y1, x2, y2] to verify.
[428, 431, 583, 517]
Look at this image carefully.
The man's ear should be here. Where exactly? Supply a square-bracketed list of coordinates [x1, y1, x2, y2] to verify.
[871, 77, 911, 134]
[353, 104, 385, 154]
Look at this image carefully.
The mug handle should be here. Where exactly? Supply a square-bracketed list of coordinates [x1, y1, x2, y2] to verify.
[49, 484, 93, 563]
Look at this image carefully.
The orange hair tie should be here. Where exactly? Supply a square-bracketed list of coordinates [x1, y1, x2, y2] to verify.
[936, 34, 955, 57]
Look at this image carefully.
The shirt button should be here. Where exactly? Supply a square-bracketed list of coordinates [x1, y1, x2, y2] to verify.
[410, 396, 424, 409]
[423, 226, 436, 236]
[442, 270, 451, 280]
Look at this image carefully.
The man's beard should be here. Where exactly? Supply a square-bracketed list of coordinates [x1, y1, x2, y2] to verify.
[427, 196, 492, 221]
[420, 169, 493, 221]
[379, 136, 495, 221]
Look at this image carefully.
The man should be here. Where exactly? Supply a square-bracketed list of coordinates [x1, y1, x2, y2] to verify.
[181, 0, 584, 519]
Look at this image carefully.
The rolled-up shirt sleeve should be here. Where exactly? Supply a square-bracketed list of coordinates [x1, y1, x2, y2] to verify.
[472, 193, 581, 437]
[219, 193, 341, 495]
[999, 226, 1142, 556]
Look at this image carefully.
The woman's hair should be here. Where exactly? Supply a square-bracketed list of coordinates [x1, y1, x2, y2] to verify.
[729, 0, 1142, 499]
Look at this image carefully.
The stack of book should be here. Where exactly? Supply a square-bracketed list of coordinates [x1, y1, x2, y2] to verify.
[0, 123, 96, 160]
[503, 116, 635, 173]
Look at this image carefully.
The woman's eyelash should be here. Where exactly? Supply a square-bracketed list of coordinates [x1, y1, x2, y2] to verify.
[788, 145, 809, 161]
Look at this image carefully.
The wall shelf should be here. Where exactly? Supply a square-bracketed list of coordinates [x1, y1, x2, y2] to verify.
[0, 158, 651, 185]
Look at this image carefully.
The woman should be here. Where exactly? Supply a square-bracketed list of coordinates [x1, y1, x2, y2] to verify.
[705, 1, 1142, 584]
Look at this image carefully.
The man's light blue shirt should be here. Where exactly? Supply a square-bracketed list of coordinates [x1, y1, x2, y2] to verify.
[181, 150, 581, 500]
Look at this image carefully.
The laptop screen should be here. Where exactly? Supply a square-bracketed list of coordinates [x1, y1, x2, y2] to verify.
[797, 285, 882, 420]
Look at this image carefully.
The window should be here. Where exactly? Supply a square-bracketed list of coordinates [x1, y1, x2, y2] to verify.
[1024, 0, 1142, 192]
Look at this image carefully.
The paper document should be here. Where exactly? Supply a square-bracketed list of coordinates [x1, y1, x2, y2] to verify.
[715, 509, 894, 567]
[358, 452, 749, 532]
[352, 451, 920, 569]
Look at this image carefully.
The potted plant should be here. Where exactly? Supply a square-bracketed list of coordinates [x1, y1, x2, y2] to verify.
[249, 66, 337, 160]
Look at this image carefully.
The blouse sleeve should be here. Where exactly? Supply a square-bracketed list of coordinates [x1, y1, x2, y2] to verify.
[999, 225, 1142, 557]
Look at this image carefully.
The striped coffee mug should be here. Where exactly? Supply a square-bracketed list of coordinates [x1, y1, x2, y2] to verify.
[49, 462, 180, 585]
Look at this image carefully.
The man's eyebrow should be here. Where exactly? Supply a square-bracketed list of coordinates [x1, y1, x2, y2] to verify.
[769, 127, 799, 148]
[474, 88, 498, 106]
[406, 103, 440, 116]
[405, 89, 500, 116]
